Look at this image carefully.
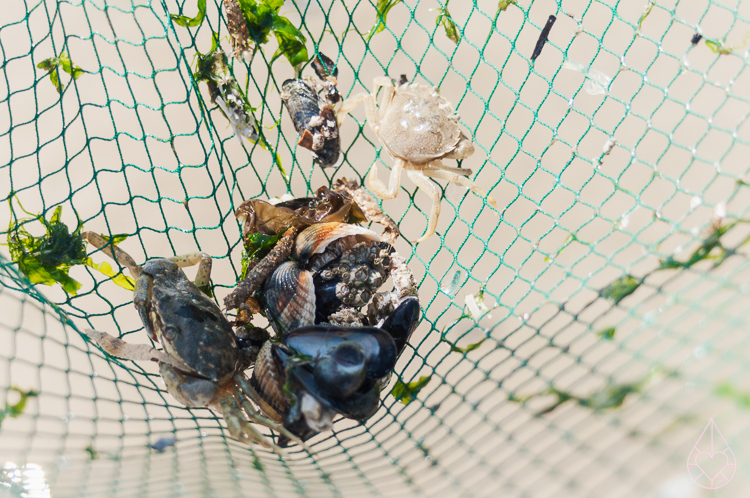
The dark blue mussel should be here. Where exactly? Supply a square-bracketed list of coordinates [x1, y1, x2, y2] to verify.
[281, 76, 340, 167]
[284, 326, 397, 381]
[271, 341, 383, 445]
[252, 297, 419, 447]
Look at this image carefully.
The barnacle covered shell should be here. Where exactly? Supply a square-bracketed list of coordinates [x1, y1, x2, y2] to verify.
[313, 241, 394, 322]
[264, 261, 315, 334]
[294, 222, 380, 266]
[281, 79, 340, 167]
[310, 53, 340, 104]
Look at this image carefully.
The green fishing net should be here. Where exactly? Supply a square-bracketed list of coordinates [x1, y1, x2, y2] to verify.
[2, 0, 750, 496]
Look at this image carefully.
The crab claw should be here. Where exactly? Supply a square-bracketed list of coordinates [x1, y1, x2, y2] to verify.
[215, 391, 284, 454]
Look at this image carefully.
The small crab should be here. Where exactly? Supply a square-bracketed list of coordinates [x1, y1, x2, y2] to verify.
[338, 77, 499, 242]
[80, 232, 303, 452]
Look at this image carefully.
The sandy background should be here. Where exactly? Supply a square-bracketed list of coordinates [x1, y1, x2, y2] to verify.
[2, 0, 750, 496]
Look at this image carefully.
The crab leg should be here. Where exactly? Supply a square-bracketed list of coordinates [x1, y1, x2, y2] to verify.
[168, 252, 213, 288]
[335, 93, 368, 128]
[406, 167, 442, 243]
[215, 391, 284, 454]
[367, 157, 405, 200]
[421, 166, 499, 211]
[372, 76, 395, 123]
[232, 382, 309, 450]
[83, 329, 192, 372]
[82, 232, 142, 278]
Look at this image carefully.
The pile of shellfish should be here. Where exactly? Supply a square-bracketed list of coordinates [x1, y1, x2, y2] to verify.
[225, 181, 419, 445]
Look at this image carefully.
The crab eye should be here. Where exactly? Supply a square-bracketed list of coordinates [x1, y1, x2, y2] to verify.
[163, 325, 180, 341]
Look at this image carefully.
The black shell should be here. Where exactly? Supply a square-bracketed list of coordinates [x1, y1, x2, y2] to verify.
[281, 79, 340, 167]
[274, 344, 381, 445]
[380, 297, 420, 357]
[311, 52, 338, 80]
[284, 326, 397, 381]
[313, 341, 367, 399]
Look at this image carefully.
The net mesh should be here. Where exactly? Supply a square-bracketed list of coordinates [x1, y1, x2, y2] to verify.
[2, 0, 750, 496]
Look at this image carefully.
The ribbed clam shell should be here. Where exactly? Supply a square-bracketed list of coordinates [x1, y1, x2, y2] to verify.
[250, 342, 287, 418]
[264, 261, 315, 333]
[293, 222, 380, 265]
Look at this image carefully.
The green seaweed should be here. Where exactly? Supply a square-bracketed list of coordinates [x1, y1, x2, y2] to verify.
[6, 199, 136, 294]
[434, 1, 460, 44]
[0, 387, 38, 428]
[239, 231, 286, 280]
[170, 0, 206, 27]
[442, 336, 487, 354]
[37, 51, 84, 93]
[637, 1, 654, 30]
[7, 201, 88, 295]
[367, 0, 403, 40]
[704, 35, 750, 55]
[657, 220, 748, 271]
[173, 0, 307, 67]
[714, 381, 750, 409]
[513, 380, 645, 415]
[512, 370, 665, 415]
[600, 275, 641, 304]
[496, 0, 517, 12]
[596, 327, 616, 340]
[391, 375, 432, 406]
[236, 0, 308, 66]
[84, 445, 99, 460]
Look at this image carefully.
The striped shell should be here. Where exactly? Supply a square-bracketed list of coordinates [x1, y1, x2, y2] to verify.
[264, 261, 316, 334]
[250, 342, 286, 421]
[293, 222, 380, 265]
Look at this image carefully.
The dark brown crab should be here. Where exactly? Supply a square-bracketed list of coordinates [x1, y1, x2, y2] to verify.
[80, 232, 303, 453]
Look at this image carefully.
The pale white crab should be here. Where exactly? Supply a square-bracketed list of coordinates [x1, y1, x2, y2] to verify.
[338, 77, 498, 242]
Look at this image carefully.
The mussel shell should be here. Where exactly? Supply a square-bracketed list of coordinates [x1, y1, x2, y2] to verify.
[328, 381, 381, 420]
[281, 79, 340, 167]
[283, 325, 397, 381]
[293, 222, 380, 265]
[289, 359, 382, 421]
[311, 52, 338, 80]
[312, 276, 341, 322]
[313, 342, 367, 399]
[380, 297, 420, 357]
[264, 261, 315, 334]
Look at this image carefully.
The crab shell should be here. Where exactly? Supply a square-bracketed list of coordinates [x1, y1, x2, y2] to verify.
[377, 82, 466, 165]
